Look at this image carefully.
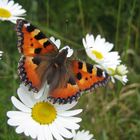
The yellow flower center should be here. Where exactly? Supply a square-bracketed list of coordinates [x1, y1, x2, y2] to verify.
[0, 8, 11, 18]
[92, 50, 103, 59]
[108, 68, 115, 75]
[32, 102, 57, 125]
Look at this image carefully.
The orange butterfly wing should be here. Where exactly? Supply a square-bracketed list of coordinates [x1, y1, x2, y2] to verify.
[71, 60, 109, 90]
[16, 19, 58, 91]
[16, 19, 58, 56]
[48, 60, 110, 104]
[18, 56, 49, 92]
[48, 83, 80, 104]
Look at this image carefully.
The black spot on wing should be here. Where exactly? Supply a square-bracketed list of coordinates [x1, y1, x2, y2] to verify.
[97, 67, 103, 77]
[34, 48, 42, 54]
[86, 63, 93, 73]
[78, 61, 83, 69]
[68, 77, 76, 85]
[32, 57, 41, 65]
[76, 72, 82, 80]
[26, 24, 36, 32]
[85, 77, 88, 80]
[34, 32, 46, 40]
[43, 41, 51, 48]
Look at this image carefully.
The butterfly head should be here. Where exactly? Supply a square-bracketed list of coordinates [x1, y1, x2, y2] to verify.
[53, 48, 68, 66]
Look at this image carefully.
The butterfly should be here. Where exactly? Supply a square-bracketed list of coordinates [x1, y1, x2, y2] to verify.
[16, 19, 110, 104]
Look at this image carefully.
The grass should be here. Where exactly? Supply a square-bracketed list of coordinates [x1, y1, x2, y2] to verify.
[0, 0, 140, 140]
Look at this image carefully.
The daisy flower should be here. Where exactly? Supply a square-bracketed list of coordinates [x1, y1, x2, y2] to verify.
[50, 36, 73, 57]
[0, 0, 26, 23]
[82, 34, 121, 66]
[112, 64, 128, 84]
[116, 64, 128, 75]
[72, 130, 95, 140]
[0, 51, 3, 59]
[82, 33, 128, 84]
[7, 84, 82, 140]
[104, 64, 128, 84]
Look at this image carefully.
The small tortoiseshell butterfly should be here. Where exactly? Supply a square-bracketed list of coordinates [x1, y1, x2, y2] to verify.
[16, 19, 110, 104]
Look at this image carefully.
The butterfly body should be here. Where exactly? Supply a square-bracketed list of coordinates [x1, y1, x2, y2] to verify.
[16, 19, 110, 104]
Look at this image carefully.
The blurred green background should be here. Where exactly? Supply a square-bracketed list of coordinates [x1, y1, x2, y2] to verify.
[0, 0, 140, 140]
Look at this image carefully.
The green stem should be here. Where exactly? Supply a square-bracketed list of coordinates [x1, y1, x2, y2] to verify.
[115, 0, 122, 49]
[124, 0, 136, 60]
[78, 0, 85, 35]
[46, 0, 49, 28]
[134, 19, 139, 52]
[12, 61, 16, 97]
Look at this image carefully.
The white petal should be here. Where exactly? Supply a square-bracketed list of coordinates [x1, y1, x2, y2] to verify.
[114, 75, 128, 85]
[8, 3, 20, 11]
[56, 101, 77, 112]
[111, 76, 115, 83]
[7, 119, 21, 126]
[55, 39, 61, 48]
[82, 38, 88, 49]
[11, 96, 31, 113]
[7, 0, 14, 8]
[8, 115, 39, 138]
[0, 0, 8, 6]
[44, 126, 53, 140]
[15, 125, 24, 134]
[12, 9, 26, 16]
[66, 117, 82, 123]
[57, 116, 80, 130]
[86, 34, 94, 47]
[104, 42, 114, 51]
[7, 111, 29, 118]
[50, 36, 55, 43]
[59, 109, 82, 117]
[17, 84, 35, 107]
[33, 82, 49, 100]
[24, 128, 29, 136]
[73, 130, 95, 140]
[60, 46, 73, 57]
[37, 126, 46, 140]
[50, 36, 61, 49]
[25, 118, 38, 139]
[49, 124, 64, 140]
[54, 120, 73, 138]
[7, 115, 30, 127]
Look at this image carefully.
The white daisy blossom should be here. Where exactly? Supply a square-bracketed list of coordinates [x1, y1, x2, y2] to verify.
[0, 51, 3, 59]
[0, 0, 26, 23]
[101, 51, 121, 68]
[113, 75, 128, 84]
[116, 64, 128, 75]
[7, 84, 82, 140]
[107, 64, 128, 84]
[82, 33, 129, 84]
[50, 36, 73, 57]
[114, 64, 128, 84]
[72, 130, 95, 140]
[82, 34, 121, 66]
